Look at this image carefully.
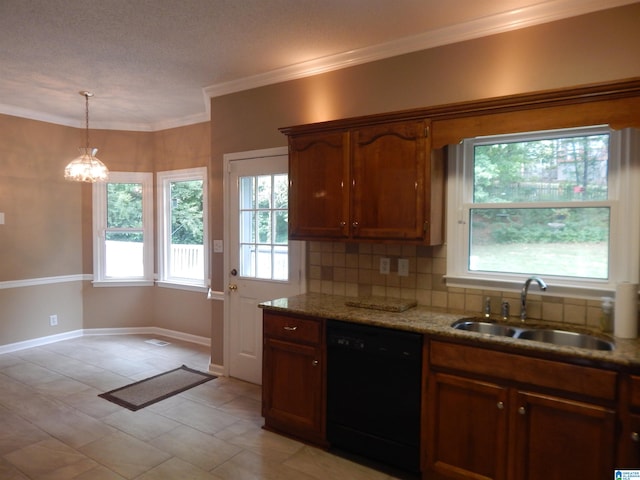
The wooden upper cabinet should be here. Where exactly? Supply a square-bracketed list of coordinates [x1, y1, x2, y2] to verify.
[351, 120, 429, 240]
[288, 131, 350, 240]
[284, 118, 443, 244]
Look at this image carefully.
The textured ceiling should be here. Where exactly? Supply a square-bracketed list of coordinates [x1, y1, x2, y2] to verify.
[0, 0, 636, 131]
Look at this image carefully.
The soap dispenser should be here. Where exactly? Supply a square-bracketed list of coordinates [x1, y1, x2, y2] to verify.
[600, 297, 613, 333]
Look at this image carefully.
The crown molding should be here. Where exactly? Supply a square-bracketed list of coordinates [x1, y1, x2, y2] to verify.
[204, 0, 639, 99]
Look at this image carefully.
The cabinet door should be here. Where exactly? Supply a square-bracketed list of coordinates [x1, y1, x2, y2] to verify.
[351, 120, 429, 240]
[427, 372, 509, 480]
[510, 391, 615, 480]
[288, 131, 349, 239]
[262, 337, 324, 443]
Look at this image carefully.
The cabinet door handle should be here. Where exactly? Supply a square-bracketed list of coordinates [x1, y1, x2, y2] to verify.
[496, 401, 504, 410]
[632, 432, 640, 442]
[352, 221, 359, 228]
[283, 326, 298, 331]
[518, 406, 526, 415]
[340, 221, 346, 227]
[312, 360, 319, 367]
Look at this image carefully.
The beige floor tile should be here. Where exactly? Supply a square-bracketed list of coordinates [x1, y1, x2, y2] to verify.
[0, 457, 30, 479]
[212, 449, 318, 480]
[102, 408, 181, 441]
[284, 445, 398, 480]
[79, 431, 171, 479]
[4, 437, 98, 479]
[31, 407, 117, 449]
[150, 424, 243, 471]
[0, 407, 50, 455]
[72, 465, 127, 479]
[0, 334, 411, 479]
[136, 457, 223, 480]
[157, 398, 239, 435]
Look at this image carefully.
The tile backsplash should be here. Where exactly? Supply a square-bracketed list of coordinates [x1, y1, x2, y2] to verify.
[306, 241, 603, 329]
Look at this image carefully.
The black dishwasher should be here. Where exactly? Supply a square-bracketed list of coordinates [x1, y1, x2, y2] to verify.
[326, 319, 423, 473]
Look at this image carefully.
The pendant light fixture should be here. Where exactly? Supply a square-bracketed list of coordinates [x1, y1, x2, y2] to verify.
[64, 91, 109, 182]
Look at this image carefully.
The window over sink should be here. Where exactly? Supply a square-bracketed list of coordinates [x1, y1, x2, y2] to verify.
[446, 126, 640, 297]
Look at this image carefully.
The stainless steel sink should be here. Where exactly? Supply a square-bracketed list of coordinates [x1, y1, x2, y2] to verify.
[450, 319, 614, 351]
[451, 319, 517, 337]
[516, 328, 614, 351]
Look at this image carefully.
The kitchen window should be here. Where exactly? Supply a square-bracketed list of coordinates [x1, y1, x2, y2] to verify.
[446, 126, 640, 297]
[92, 172, 154, 285]
[156, 167, 208, 290]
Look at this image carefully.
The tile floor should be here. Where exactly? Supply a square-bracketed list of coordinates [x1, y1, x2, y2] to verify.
[0, 334, 417, 479]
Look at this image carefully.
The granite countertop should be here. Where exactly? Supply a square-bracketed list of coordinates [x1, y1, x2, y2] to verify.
[260, 292, 640, 370]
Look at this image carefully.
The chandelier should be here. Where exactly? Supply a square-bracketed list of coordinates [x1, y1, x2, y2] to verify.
[64, 91, 109, 182]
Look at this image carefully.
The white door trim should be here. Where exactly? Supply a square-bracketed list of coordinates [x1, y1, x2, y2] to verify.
[222, 146, 289, 378]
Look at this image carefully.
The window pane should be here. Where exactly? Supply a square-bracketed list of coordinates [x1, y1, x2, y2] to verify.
[274, 174, 288, 209]
[240, 177, 255, 209]
[107, 183, 143, 228]
[469, 207, 609, 279]
[274, 210, 288, 244]
[105, 231, 144, 277]
[258, 211, 271, 243]
[168, 179, 204, 280]
[473, 134, 609, 203]
[240, 211, 255, 243]
[238, 173, 289, 281]
[257, 175, 272, 208]
[256, 245, 273, 279]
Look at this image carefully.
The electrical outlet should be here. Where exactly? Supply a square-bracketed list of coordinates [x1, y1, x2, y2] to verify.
[49, 314, 58, 326]
[379, 257, 390, 275]
[398, 258, 409, 277]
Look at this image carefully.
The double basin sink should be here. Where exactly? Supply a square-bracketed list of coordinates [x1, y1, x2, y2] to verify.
[451, 318, 614, 351]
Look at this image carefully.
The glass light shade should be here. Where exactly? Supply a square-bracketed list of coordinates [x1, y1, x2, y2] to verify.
[64, 147, 109, 182]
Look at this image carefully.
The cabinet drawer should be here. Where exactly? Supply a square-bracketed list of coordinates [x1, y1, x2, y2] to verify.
[430, 340, 617, 401]
[264, 313, 322, 345]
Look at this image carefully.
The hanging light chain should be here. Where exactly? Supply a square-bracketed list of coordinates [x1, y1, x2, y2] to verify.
[82, 91, 93, 150]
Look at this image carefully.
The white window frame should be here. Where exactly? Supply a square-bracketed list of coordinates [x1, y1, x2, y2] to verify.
[156, 167, 208, 292]
[92, 172, 154, 286]
[446, 126, 640, 299]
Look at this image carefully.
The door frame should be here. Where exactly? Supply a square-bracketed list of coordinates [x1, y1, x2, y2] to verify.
[222, 146, 295, 378]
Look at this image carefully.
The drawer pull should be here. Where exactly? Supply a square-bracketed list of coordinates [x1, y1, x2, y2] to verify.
[283, 326, 298, 331]
[632, 432, 640, 442]
[518, 406, 526, 415]
[497, 401, 504, 410]
[312, 360, 319, 367]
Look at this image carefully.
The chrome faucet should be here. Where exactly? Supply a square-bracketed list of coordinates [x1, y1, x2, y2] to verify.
[520, 276, 547, 322]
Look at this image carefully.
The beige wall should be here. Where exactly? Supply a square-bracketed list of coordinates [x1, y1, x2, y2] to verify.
[208, 4, 640, 363]
[1, 4, 639, 363]
[0, 116, 211, 348]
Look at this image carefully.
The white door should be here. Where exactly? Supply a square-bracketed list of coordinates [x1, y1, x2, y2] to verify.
[224, 147, 305, 385]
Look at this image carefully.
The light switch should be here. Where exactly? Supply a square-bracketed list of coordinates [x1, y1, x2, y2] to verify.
[0, 212, 4, 225]
[213, 239, 223, 253]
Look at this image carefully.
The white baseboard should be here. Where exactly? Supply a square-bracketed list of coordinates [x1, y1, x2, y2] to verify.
[0, 329, 85, 354]
[0, 327, 211, 355]
[209, 363, 225, 377]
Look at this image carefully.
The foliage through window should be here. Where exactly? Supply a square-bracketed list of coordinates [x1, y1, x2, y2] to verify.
[446, 126, 640, 294]
[157, 168, 208, 287]
[93, 172, 154, 284]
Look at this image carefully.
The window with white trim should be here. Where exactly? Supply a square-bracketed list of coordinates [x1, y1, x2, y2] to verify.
[446, 126, 640, 297]
[93, 172, 154, 285]
[157, 167, 208, 289]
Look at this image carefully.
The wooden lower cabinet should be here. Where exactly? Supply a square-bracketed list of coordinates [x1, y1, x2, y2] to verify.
[427, 372, 509, 479]
[262, 312, 326, 446]
[426, 340, 617, 480]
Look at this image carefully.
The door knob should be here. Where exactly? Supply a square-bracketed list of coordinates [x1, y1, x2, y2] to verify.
[228, 284, 238, 291]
